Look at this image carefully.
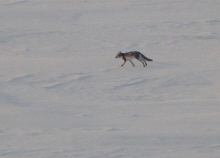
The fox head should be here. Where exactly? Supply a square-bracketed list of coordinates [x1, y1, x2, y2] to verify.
[115, 51, 122, 58]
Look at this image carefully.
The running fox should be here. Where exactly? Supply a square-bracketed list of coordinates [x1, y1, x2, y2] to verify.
[115, 51, 153, 67]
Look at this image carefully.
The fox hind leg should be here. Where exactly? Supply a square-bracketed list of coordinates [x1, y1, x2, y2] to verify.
[143, 60, 147, 67]
[135, 54, 146, 67]
[137, 59, 146, 67]
[141, 60, 146, 67]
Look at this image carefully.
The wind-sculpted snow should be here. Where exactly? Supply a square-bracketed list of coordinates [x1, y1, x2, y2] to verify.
[1, 0, 220, 157]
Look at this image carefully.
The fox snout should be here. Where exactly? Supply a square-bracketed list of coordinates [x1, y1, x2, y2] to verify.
[115, 52, 121, 58]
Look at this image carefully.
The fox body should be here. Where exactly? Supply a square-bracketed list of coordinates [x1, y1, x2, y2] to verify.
[115, 51, 153, 67]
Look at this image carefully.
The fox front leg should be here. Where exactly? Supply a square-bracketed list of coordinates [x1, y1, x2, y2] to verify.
[121, 59, 126, 66]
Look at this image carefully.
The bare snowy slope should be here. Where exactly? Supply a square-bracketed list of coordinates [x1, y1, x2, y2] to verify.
[1, 0, 220, 157]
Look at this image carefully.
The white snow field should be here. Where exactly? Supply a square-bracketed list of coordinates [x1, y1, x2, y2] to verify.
[1, 0, 220, 157]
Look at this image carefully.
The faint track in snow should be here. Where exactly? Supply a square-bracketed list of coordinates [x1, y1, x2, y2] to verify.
[1, 0, 28, 6]
[43, 73, 91, 90]
[5, 73, 91, 92]
[114, 77, 152, 90]
[8, 74, 34, 84]
[161, 71, 213, 88]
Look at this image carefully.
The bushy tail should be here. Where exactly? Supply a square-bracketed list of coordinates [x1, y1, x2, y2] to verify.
[142, 55, 153, 61]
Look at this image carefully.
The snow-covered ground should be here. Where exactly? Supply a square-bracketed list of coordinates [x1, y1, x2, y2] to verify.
[1, 0, 220, 157]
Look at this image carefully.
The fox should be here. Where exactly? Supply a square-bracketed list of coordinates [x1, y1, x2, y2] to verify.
[115, 51, 153, 67]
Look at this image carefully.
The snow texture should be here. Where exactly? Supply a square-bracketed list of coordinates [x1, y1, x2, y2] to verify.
[0, 0, 220, 157]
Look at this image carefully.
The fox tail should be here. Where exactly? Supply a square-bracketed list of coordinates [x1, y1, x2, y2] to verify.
[142, 55, 153, 61]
